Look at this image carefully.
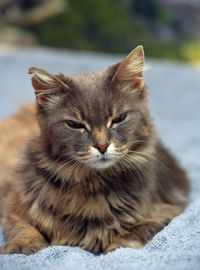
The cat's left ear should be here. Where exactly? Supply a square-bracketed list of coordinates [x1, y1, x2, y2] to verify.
[28, 67, 69, 105]
[111, 45, 145, 90]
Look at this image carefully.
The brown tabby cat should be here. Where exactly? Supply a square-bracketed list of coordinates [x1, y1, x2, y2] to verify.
[0, 46, 189, 255]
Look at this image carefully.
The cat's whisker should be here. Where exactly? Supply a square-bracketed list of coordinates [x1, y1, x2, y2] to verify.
[119, 158, 143, 190]
[127, 150, 176, 179]
[125, 153, 156, 178]
[114, 145, 128, 152]
[125, 153, 156, 184]
[54, 159, 74, 175]
[73, 162, 86, 181]
[119, 156, 144, 189]
[63, 161, 78, 180]
[51, 152, 75, 164]
[124, 153, 148, 168]
[127, 140, 151, 145]
[115, 140, 151, 155]
[65, 160, 85, 182]
[117, 159, 127, 172]
[114, 152, 128, 157]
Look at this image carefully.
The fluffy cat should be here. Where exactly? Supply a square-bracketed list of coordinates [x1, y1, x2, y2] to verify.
[0, 46, 189, 255]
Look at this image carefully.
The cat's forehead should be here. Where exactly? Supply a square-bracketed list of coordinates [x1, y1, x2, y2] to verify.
[60, 69, 127, 124]
[70, 69, 107, 92]
[68, 69, 116, 108]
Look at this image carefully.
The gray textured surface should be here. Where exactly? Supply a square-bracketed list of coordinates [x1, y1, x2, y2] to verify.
[0, 47, 199, 269]
[0, 199, 200, 270]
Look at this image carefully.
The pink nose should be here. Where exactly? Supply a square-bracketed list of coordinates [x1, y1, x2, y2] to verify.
[94, 143, 110, 154]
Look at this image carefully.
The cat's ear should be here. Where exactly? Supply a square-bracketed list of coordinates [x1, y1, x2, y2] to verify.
[28, 67, 69, 105]
[111, 45, 145, 90]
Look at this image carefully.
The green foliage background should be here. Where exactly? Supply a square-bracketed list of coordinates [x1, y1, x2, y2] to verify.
[31, 0, 200, 62]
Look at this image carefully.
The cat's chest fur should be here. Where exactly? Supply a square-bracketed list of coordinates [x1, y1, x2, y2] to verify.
[50, 186, 142, 253]
[25, 169, 148, 254]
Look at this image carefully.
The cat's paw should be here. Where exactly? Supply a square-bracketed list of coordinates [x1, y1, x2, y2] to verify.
[0, 240, 48, 255]
[104, 240, 144, 254]
[103, 242, 121, 254]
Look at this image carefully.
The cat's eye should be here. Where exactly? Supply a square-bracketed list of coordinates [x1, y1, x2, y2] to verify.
[65, 120, 86, 129]
[111, 112, 127, 126]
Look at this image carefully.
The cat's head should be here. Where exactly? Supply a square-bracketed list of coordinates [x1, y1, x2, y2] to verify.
[28, 46, 153, 170]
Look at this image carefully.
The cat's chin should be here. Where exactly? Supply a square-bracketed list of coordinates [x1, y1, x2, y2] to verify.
[87, 158, 116, 170]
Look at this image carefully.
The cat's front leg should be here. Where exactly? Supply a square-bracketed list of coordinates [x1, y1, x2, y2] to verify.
[104, 239, 144, 254]
[0, 213, 48, 255]
[0, 239, 47, 255]
[104, 203, 182, 254]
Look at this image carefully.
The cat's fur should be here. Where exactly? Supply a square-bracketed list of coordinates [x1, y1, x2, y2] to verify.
[0, 46, 189, 255]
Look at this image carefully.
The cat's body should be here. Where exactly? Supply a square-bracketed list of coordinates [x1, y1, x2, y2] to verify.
[0, 46, 189, 255]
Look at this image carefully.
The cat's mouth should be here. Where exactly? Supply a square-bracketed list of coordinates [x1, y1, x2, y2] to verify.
[87, 155, 116, 170]
[83, 144, 118, 169]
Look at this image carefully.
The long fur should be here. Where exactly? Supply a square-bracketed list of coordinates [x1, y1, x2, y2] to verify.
[0, 46, 189, 255]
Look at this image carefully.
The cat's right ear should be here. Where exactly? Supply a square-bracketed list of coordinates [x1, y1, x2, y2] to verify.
[28, 67, 69, 105]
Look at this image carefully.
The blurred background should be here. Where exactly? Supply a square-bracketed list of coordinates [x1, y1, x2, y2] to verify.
[1, 0, 200, 63]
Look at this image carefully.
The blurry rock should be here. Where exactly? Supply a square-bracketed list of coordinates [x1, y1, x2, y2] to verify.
[0, 0, 66, 49]
[20, 0, 66, 25]
[0, 26, 37, 48]
[0, 0, 66, 25]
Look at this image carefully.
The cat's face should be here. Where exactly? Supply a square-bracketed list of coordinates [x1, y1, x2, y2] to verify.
[29, 46, 153, 170]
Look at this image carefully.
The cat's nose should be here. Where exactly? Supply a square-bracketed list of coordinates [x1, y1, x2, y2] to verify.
[94, 143, 110, 154]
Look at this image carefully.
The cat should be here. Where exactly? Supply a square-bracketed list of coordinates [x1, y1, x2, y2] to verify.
[0, 46, 189, 255]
